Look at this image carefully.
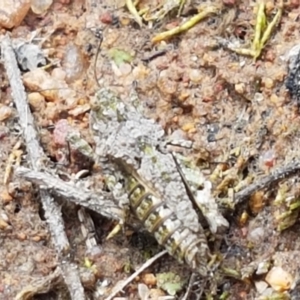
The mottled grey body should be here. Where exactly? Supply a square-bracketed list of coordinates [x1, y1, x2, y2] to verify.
[90, 88, 209, 275]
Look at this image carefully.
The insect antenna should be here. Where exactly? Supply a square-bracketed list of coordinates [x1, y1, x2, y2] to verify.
[171, 152, 209, 228]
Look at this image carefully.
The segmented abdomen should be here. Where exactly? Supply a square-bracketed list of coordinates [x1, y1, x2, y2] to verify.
[126, 176, 209, 276]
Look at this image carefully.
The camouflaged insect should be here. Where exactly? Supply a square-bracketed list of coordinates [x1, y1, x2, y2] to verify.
[90, 88, 210, 276]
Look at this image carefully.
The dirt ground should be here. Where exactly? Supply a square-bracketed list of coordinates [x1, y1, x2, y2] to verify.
[2, 0, 300, 299]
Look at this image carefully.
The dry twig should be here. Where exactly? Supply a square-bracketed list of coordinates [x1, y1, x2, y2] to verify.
[1, 35, 85, 300]
[105, 250, 168, 300]
[181, 273, 197, 300]
[235, 160, 300, 204]
[15, 166, 125, 221]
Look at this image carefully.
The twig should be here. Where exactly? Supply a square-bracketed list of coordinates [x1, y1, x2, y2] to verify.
[105, 250, 167, 300]
[141, 49, 168, 62]
[1, 35, 85, 300]
[15, 166, 125, 221]
[181, 273, 197, 300]
[234, 161, 300, 204]
[182, 272, 206, 300]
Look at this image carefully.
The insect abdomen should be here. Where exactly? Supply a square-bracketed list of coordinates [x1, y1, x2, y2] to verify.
[127, 177, 209, 276]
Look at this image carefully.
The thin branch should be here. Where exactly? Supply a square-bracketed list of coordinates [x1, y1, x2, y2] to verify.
[105, 250, 168, 300]
[1, 35, 85, 300]
[15, 166, 125, 221]
[182, 272, 206, 300]
[234, 161, 300, 204]
[181, 273, 197, 300]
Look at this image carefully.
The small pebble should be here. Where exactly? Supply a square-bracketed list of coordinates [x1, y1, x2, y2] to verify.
[0, 105, 13, 121]
[31, 0, 53, 14]
[270, 93, 279, 104]
[235, 83, 246, 94]
[157, 75, 177, 95]
[254, 93, 264, 102]
[28, 92, 46, 112]
[265, 1, 275, 13]
[0, 0, 31, 28]
[51, 68, 66, 81]
[263, 77, 274, 89]
[247, 226, 265, 243]
[265, 266, 293, 292]
[1, 189, 13, 203]
[254, 280, 268, 294]
[100, 11, 113, 24]
[0, 211, 9, 222]
[118, 63, 132, 76]
[68, 104, 90, 116]
[189, 69, 202, 83]
[17, 233, 27, 240]
[32, 235, 42, 242]
[79, 267, 96, 288]
[182, 123, 195, 132]
[148, 288, 166, 298]
[0, 218, 9, 230]
[256, 261, 270, 275]
[142, 273, 157, 286]
[63, 43, 86, 82]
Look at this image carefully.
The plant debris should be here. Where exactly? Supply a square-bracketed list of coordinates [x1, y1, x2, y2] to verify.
[220, 1, 283, 59]
[152, 5, 219, 43]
